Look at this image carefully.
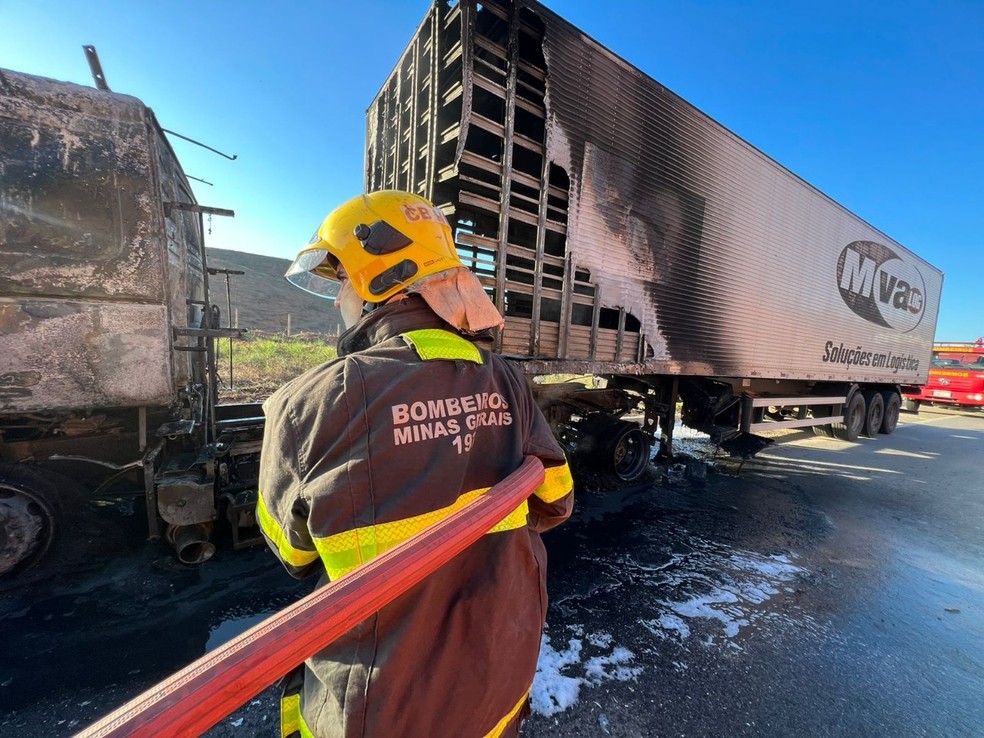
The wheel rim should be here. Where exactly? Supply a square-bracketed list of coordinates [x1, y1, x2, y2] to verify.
[883, 395, 900, 433]
[849, 399, 865, 436]
[0, 485, 56, 576]
[871, 404, 884, 431]
[612, 428, 651, 481]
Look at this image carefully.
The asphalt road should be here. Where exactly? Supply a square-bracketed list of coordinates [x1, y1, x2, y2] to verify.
[524, 407, 984, 737]
[1, 407, 981, 737]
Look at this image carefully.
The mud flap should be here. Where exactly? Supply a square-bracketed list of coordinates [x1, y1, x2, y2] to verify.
[718, 431, 774, 459]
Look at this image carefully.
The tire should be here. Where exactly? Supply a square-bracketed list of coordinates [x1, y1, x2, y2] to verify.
[902, 398, 920, 413]
[862, 391, 884, 438]
[811, 404, 836, 437]
[765, 406, 785, 422]
[575, 414, 652, 483]
[881, 391, 901, 434]
[833, 392, 865, 442]
[0, 465, 83, 577]
[611, 426, 652, 482]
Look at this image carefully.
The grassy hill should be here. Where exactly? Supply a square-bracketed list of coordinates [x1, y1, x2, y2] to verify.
[206, 248, 343, 336]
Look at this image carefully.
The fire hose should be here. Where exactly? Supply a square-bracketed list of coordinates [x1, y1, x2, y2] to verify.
[75, 455, 545, 738]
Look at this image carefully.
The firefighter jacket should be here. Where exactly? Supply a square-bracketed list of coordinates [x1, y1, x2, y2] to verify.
[258, 295, 574, 738]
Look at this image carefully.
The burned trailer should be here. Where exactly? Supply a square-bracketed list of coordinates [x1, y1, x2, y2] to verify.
[0, 68, 263, 576]
[366, 0, 944, 479]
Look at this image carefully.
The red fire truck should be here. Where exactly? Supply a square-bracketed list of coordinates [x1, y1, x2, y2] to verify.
[904, 339, 984, 410]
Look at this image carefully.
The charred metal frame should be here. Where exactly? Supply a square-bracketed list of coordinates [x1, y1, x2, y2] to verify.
[367, 0, 640, 369]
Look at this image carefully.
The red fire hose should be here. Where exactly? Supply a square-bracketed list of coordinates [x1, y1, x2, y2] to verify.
[75, 456, 545, 738]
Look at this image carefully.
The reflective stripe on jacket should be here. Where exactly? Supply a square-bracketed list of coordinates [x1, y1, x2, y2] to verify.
[281, 676, 530, 738]
[259, 297, 573, 737]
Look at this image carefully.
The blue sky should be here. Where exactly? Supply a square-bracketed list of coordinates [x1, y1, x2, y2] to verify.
[2, 1, 981, 341]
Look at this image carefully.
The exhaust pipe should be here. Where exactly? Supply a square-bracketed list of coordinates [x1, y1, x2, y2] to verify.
[166, 523, 216, 565]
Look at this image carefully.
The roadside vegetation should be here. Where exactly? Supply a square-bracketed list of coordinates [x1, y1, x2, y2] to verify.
[214, 340, 600, 404]
[216, 332, 337, 402]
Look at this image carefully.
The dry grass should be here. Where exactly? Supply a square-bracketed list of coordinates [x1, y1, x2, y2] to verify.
[216, 333, 337, 403]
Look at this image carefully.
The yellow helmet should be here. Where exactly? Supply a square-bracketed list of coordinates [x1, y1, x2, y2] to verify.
[285, 190, 462, 303]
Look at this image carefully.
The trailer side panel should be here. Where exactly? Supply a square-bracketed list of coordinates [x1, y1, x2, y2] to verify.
[366, 0, 942, 385]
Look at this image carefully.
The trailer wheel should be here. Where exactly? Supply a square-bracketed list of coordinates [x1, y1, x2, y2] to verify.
[574, 414, 652, 483]
[611, 426, 652, 482]
[0, 465, 69, 576]
[862, 391, 884, 438]
[880, 391, 901, 434]
[811, 405, 835, 437]
[834, 392, 866, 442]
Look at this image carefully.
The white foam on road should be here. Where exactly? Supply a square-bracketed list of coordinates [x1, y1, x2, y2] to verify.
[641, 549, 804, 644]
[531, 632, 642, 717]
[534, 543, 807, 716]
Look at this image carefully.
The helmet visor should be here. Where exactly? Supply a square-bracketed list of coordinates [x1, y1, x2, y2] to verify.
[284, 247, 341, 300]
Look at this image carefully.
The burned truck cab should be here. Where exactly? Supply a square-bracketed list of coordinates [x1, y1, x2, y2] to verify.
[0, 68, 259, 575]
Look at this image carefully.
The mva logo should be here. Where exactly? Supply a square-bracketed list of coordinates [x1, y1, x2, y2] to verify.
[837, 241, 925, 332]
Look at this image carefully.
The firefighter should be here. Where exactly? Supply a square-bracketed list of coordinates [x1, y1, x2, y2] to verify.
[258, 190, 574, 738]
